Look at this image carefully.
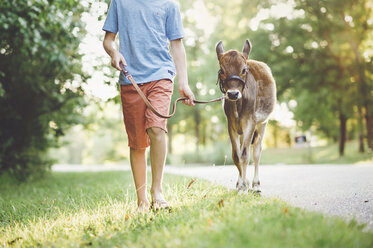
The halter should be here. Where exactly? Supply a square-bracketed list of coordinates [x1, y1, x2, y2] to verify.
[217, 67, 248, 94]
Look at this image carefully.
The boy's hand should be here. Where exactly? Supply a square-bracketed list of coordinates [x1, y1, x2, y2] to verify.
[103, 32, 126, 71]
[179, 85, 195, 106]
[111, 50, 127, 71]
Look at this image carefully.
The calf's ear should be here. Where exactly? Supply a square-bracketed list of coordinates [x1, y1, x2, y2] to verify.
[242, 39, 252, 60]
[216, 40, 225, 60]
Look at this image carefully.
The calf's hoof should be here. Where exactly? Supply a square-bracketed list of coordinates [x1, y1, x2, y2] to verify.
[251, 190, 261, 197]
[236, 180, 249, 193]
[251, 181, 261, 194]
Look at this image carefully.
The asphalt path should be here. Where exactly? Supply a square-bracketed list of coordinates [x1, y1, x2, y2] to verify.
[53, 164, 373, 230]
[166, 164, 373, 231]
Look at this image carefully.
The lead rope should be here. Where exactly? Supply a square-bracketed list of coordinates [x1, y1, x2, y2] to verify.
[120, 64, 225, 119]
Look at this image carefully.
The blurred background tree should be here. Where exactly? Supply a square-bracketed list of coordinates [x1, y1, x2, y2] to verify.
[47, 0, 373, 166]
[0, 0, 88, 180]
[259, 0, 373, 156]
[176, 0, 373, 158]
[1, 0, 372, 180]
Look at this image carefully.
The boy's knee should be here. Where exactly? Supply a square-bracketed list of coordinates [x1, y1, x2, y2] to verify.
[130, 147, 146, 153]
[147, 127, 165, 139]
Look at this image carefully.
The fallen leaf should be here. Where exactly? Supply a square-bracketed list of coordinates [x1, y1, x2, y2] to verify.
[282, 208, 288, 215]
[217, 199, 224, 208]
[125, 214, 130, 220]
[8, 237, 22, 245]
[187, 178, 196, 189]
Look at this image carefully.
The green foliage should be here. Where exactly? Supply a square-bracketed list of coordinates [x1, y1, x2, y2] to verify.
[49, 101, 129, 165]
[41, 0, 373, 166]
[0, 0, 88, 180]
[53, 0, 371, 166]
[1, 172, 372, 246]
[257, 0, 373, 147]
[192, 0, 373, 154]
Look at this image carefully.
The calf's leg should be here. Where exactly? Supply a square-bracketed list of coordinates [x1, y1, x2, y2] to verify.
[236, 141, 251, 193]
[252, 122, 267, 192]
[235, 157, 249, 192]
[231, 123, 256, 193]
[228, 126, 248, 192]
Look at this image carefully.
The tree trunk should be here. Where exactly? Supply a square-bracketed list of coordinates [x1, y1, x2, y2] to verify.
[358, 106, 365, 153]
[347, 34, 372, 149]
[339, 113, 347, 157]
[359, 133, 365, 153]
[167, 122, 173, 154]
[365, 105, 373, 149]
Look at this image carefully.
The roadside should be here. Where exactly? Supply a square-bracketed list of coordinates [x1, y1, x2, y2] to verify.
[52, 163, 373, 230]
[3, 171, 372, 247]
[166, 164, 373, 230]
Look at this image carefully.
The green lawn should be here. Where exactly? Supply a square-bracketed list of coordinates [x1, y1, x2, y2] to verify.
[260, 140, 373, 165]
[171, 140, 372, 166]
[1, 172, 372, 247]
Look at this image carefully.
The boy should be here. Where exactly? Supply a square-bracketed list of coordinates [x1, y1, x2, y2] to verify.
[102, 0, 195, 211]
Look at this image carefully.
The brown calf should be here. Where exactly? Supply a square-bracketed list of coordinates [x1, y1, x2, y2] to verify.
[216, 40, 276, 193]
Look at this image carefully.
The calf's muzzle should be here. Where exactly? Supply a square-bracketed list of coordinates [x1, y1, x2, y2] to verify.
[226, 89, 242, 101]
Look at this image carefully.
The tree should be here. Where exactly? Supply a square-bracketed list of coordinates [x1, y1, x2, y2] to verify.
[247, 0, 373, 156]
[0, 0, 88, 180]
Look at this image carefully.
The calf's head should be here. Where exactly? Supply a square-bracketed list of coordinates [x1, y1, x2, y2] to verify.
[216, 40, 252, 101]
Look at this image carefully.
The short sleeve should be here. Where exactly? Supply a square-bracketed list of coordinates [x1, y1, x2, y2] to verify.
[166, 2, 185, 41]
[102, 0, 118, 34]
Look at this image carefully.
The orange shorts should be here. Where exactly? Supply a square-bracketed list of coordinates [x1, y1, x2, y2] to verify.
[120, 79, 173, 149]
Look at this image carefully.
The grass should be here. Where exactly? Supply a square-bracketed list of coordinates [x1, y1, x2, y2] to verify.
[169, 140, 372, 166]
[260, 140, 373, 165]
[1, 171, 372, 247]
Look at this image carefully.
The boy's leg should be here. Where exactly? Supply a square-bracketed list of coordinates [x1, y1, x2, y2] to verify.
[145, 79, 174, 206]
[120, 85, 151, 209]
[129, 148, 149, 208]
[147, 127, 167, 201]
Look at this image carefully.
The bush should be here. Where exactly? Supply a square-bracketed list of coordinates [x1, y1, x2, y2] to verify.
[0, 0, 88, 180]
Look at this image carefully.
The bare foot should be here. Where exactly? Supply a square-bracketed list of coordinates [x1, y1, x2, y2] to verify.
[150, 199, 170, 210]
[137, 201, 150, 213]
[150, 191, 170, 210]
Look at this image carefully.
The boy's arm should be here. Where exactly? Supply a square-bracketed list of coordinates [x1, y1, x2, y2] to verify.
[103, 31, 127, 71]
[170, 39, 195, 106]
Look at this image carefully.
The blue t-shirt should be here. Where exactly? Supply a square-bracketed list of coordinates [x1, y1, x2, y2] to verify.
[102, 0, 185, 85]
